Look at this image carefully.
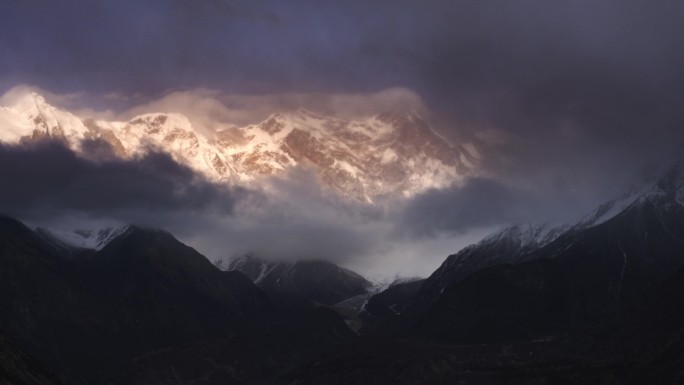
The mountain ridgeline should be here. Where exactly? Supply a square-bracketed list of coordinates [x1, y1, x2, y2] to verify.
[0, 92, 476, 200]
[2, 167, 684, 383]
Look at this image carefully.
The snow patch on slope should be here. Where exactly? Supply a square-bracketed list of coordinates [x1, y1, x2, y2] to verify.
[483, 223, 567, 252]
[37, 226, 131, 250]
[576, 188, 646, 229]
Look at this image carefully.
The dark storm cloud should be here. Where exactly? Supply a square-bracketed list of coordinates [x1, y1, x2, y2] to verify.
[3, 1, 680, 97]
[0, 140, 242, 219]
[3, 0, 682, 165]
[394, 175, 606, 239]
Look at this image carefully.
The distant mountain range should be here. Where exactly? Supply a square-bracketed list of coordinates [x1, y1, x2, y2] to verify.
[0, 92, 476, 200]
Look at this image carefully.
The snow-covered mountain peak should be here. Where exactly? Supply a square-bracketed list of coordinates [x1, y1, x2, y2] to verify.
[208, 107, 472, 197]
[126, 112, 196, 133]
[8, 91, 51, 113]
[0, 93, 473, 199]
[0, 92, 89, 146]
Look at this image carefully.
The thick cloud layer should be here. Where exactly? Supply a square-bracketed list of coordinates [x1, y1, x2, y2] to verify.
[4, 1, 683, 106]
[397, 179, 533, 238]
[0, 139, 496, 278]
[0, 137, 670, 279]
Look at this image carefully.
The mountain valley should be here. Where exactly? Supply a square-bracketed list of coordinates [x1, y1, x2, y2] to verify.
[2, 166, 684, 384]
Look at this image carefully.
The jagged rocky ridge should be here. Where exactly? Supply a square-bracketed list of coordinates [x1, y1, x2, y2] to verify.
[0, 92, 476, 200]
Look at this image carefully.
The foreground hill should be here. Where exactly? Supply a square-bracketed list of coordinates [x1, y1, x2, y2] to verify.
[414, 168, 684, 344]
[0, 217, 353, 385]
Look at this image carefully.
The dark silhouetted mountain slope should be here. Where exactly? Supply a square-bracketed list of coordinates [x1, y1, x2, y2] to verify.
[0, 217, 354, 385]
[227, 255, 373, 305]
[413, 168, 684, 344]
[0, 332, 65, 385]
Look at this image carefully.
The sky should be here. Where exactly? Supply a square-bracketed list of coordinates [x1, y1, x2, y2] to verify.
[1, 0, 684, 278]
